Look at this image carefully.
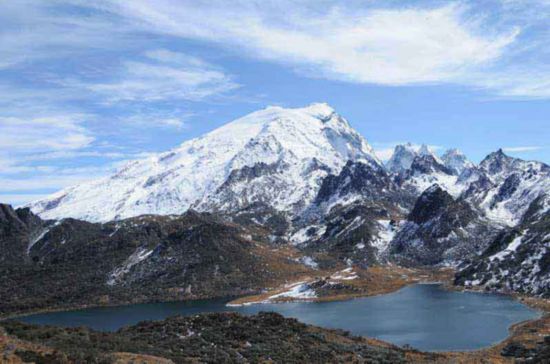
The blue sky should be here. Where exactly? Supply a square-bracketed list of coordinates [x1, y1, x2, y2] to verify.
[1, 0, 549, 205]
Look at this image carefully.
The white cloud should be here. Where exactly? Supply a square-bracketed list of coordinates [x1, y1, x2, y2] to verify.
[116, 108, 193, 130]
[80, 50, 238, 103]
[0, 115, 94, 152]
[0, 194, 49, 207]
[503, 146, 544, 152]
[0, 174, 99, 192]
[98, 2, 517, 85]
[0, 163, 122, 202]
[2, 1, 548, 97]
[153, 118, 186, 129]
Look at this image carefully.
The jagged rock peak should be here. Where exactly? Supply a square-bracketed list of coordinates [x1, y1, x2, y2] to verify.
[480, 148, 512, 173]
[0, 203, 18, 223]
[418, 144, 444, 163]
[480, 148, 550, 180]
[387, 143, 448, 174]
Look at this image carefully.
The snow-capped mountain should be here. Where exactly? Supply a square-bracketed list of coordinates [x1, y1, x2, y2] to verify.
[29, 103, 381, 222]
[8, 102, 550, 300]
[417, 144, 440, 161]
[441, 148, 474, 175]
[385, 143, 417, 173]
[463, 149, 550, 226]
[394, 145, 461, 196]
[456, 194, 550, 297]
[385, 144, 473, 197]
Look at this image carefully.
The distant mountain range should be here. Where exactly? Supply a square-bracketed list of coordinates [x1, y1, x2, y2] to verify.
[0, 104, 547, 316]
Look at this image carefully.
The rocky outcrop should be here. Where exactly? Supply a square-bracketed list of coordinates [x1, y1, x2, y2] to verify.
[455, 195, 550, 297]
[0, 204, 47, 264]
[389, 185, 498, 266]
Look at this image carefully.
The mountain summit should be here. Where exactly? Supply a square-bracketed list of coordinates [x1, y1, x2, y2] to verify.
[29, 103, 381, 222]
[441, 148, 473, 175]
[385, 143, 417, 173]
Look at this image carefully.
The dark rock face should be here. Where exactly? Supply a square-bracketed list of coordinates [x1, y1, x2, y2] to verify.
[201, 161, 289, 213]
[459, 167, 495, 200]
[493, 173, 521, 204]
[0, 204, 47, 264]
[0, 211, 308, 316]
[408, 154, 453, 176]
[224, 201, 291, 243]
[316, 160, 400, 204]
[408, 185, 455, 224]
[295, 160, 412, 265]
[480, 148, 550, 182]
[389, 185, 497, 266]
[222, 162, 283, 186]
[392, 153, 457, 196]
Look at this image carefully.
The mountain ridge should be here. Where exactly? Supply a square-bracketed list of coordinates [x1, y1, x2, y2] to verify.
[16, 103, 550, 298]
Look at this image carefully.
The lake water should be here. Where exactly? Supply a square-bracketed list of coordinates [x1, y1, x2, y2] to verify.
[16, 284, 539, 351]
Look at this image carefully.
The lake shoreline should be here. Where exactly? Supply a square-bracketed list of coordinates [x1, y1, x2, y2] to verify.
[0, 264, 451, 321]
[2, 266, 549, 362]
[225, 265, 455, 306]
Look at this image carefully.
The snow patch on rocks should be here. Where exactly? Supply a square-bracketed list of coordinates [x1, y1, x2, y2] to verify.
[107, 247, 155, 285]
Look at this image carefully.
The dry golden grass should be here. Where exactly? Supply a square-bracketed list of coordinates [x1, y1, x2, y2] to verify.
[0, 327, 54, 364]
[227, 264, 456, 305]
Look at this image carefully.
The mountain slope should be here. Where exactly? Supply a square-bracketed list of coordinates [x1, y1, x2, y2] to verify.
[389, 185, 498, 266]
[0, 205, 313, 315]
[29, 103, 380, 222]
[455, 194, 550, 297]
[462, 149, 550, 226]
[13, 103, 550, 301]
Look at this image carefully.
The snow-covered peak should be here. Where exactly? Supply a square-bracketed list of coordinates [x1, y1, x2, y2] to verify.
[441, 148, 474, 175]
[417, 144, 443, 164]
[479, 149, 513, 178]
[418, 144, 431, 156]
[466, 150, 550, 226]
[28, 104, 380, 222]
[480, 149, 549, 183]
[385, 143, 417, 173]
[297, 102, 336, 120]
